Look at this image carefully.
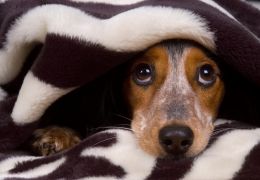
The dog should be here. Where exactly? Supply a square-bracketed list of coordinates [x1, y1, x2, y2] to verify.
[30, 39, 224, 158]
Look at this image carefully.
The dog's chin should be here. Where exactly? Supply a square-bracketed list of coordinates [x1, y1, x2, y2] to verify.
[159, 154, 191, 161]
[147, 139, 210, 160]
[157, 148, 205, 161]
[156, 149, 198, 160]
[136, 135, 210, 160]
[139, 145, 204, 160]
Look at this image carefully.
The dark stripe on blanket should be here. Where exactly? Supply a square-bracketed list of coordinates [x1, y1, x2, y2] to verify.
[0, 96, 39, 151]
[214, 0, 260, 37]
[31, 34, 138, 88]
[233, 143, 260, 180]
[147, 157, 193, 180]
[9, 156, 62, 174]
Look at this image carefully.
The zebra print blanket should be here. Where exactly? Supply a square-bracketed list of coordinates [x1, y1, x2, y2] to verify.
[0, 0, 260, 179]
[1, 120, 260, 179]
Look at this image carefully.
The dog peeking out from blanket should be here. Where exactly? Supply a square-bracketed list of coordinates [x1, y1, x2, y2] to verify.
[30, 39, 224, 159]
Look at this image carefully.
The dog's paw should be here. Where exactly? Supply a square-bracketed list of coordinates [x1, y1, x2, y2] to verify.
[30, 126, 81, 156]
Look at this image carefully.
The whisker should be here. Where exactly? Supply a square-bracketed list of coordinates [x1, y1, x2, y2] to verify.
[212, 128, 237, 135]
[114, 113, 132, 122]
[214, 127, 237, 131]
[96, 126, 133, 131]
[212, 130, 232, 137]
[212, 127, 251, 137]
[91, 137, 117, 147]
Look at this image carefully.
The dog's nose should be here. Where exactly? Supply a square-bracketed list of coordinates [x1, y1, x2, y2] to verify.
[159, 125, 194, 155]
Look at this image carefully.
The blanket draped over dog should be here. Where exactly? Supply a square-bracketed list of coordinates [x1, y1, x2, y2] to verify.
[0, 0, 259, 179]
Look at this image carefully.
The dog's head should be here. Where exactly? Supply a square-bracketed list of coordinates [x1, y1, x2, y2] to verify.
[124, 40, 224, 158]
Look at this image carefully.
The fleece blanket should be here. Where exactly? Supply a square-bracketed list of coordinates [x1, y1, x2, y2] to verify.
[0, 0, 259, 179]
[0, 119, 260, 180]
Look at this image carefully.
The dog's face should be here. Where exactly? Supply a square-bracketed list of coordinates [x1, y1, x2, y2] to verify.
[124, 41, 224, 158]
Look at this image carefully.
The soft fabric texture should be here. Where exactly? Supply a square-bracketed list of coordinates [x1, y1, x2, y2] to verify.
[0, 0, 259, 179]
[1, 120, 260, 180]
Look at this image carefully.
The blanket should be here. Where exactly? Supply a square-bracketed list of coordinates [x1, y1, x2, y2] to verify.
[1, 120, 260, 179]
[0, 0, 259, 179]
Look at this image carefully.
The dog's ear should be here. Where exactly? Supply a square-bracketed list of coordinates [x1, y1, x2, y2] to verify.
[218, 63, 260, 126]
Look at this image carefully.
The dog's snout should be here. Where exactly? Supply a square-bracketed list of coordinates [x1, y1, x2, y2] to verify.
[159, 125, 194, 155]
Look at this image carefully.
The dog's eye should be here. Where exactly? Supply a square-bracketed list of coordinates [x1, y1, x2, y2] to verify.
[133, 63, 154, 86]
[197, 64, 217, 87]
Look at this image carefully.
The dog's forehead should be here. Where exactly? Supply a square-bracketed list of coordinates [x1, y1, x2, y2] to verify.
[160, 43, 191, 93]
[162, 41, 186, 65]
